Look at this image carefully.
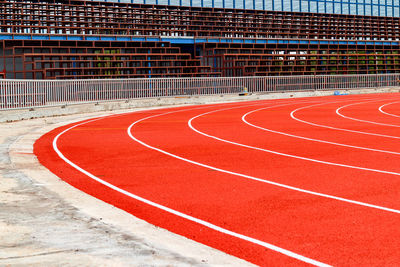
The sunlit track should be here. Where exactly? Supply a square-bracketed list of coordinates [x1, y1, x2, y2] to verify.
[34, 93, 400, 266]
[187, 104, 400, 211]
[44, 100, 333, 265]
[189, 101, 400, 175]
[128, 96, 400, 264]
[291, 100, 400, 139]
[127, 104, 331, 267]
[379, 101, 400, 118]
[49, 106, 329, 267]
[243, 104, 400, 156]
[336, 101, 400, 127]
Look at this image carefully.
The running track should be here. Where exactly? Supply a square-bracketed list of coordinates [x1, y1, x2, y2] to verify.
[34, 93, 400, 266]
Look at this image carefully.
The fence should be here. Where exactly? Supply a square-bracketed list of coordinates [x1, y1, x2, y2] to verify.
[1, 74, 399, 110]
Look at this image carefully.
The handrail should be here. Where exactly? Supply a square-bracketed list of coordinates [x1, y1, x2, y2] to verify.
[1, 74, 399, 110]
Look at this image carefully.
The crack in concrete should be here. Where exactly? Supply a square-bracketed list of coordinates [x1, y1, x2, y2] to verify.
[0, 249, 77, 260]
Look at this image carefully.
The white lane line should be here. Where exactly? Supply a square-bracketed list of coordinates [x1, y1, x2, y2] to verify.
[189, 106, 400, 177]
[291, 100, 400, 140]
[128, 108, 336, 267]
[52, 104, 331, 267]
[336, 101, 400, 128]
[242, 106, 400, 156]
[184, 108, 400, 215]
[379, 101, 400, 118]
[127, 101, 400, 215]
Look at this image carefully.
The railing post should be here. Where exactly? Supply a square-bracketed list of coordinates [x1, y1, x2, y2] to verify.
[1, 74, 398, 111]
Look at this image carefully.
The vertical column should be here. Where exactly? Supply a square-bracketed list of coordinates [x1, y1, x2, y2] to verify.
[378, 0, 381, 16]
[341, 0, 343, 14]
[385, 0, 387, 16]
[392, 0, 395, 17]
[363, 0, 366, 15]
[371, 0, 373, 15]
[148, 49, 151, 78]
[348, 0, 351, 14]
[355, 0, 358, 15]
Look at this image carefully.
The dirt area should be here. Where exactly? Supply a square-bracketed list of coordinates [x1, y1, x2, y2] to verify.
[0, 109, 252, 266]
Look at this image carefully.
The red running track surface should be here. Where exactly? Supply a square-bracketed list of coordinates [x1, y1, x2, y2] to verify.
[34, 93, 400, 266]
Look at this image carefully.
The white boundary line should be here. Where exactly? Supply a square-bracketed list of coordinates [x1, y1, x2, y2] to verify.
[126, 100, 400, 217]
[379, 101, 400, 118]
[127, 107, 334, 266]
[242, 105, 400, 156]
[291, 100, 400, 139]
[52, 103, 331, 267]
[188, 105, 400, 178]
[184, 107, 400, 215]
[126, 98, 400, 262]
[336, 101, 400, 128]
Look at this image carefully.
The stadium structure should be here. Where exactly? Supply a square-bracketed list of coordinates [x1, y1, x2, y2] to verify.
[0, 0, 400, 79]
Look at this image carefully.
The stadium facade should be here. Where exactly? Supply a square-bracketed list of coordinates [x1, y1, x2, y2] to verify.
[96, 0, 400, 17]
[0, 0, 400, 79]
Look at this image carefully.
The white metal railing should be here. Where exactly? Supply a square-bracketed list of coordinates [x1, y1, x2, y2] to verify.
[1, 74, 399, 110]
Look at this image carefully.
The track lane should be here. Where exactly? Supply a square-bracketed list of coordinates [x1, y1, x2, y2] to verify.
[292, 95, 400, 139]
[244, 106, 400, 156]
[336, 100, 400, 127]
[240, 102, 400, 170]
[34, 95, 400, 266]
[189, 103, 400, 210]
[128, 100, 400, 266]
[36, 102, 333, 266]
[126, 100, 400, 265]
[379, 101, 400, 118]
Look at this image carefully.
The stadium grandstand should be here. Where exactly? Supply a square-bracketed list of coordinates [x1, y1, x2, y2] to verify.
[1, 0, 400, 79]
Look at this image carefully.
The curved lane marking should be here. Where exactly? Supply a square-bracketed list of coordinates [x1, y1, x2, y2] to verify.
[188, 104, 400, 178]
[52, 104, 330, 267]
[242, 106, 400, 155]
[379, 101, 400, 118]
[126, 101, 400, 218]
[186, 106, 400, 214]
[291, 100, 400, 139]
[336, 101, 400, 128]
